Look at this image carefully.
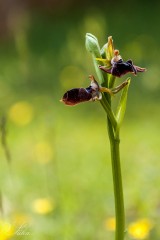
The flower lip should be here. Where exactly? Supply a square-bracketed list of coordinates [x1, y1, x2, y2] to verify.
[61, 88, 92, 106]
[99, 59, 146, 78]
[60, 75, 101, 106]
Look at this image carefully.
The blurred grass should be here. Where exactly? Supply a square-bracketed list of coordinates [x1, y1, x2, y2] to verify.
[0, 1, 160, 239]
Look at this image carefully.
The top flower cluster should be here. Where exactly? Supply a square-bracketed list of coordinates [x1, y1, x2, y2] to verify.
[98, 48, 145, 77]
[61, 35, 146, 106]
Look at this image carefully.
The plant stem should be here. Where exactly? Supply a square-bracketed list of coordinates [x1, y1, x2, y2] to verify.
[107, 118, 125, 240]
[86, 33, 126, 240]
[100, 95, 117, 131]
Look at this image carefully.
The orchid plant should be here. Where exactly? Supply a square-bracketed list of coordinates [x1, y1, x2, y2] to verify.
[61, 33, 146, 240]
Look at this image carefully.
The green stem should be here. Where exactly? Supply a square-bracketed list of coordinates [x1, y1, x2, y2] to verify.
[86, 33, 125, 240]
[100, 95, 117, 131]
[107, 118, 125, 240]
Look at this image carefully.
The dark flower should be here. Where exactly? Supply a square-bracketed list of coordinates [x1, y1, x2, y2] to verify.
[99, 50, 146, 77]
[60, 75, 102, 106]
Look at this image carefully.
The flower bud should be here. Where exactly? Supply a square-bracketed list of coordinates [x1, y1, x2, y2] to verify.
[85, 33, 100, 53]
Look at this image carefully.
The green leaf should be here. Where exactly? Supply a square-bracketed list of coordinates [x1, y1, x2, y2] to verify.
[115, 78, 131, 130]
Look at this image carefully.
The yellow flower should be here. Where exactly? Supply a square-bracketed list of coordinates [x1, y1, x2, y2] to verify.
[128, 218, 153, 239]
[104, 217, 115, 231]
[34, 141, 54, 164]
[32, 198, 54, 215]
[12, 213, 31, 226]
[0, 220, 15, 240]
[8, 101, 34, 126]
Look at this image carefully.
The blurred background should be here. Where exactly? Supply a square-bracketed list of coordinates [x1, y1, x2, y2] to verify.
[0, 0, 160, 239]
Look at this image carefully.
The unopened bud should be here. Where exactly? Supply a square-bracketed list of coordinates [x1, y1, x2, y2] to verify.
[85, 33, 100, 53]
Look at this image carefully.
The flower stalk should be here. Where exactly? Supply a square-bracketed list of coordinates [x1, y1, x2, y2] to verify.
[86, 33, 126, 240]
[85, 33, 145, 240]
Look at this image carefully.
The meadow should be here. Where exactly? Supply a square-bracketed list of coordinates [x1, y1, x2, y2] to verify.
[0, 1, 160, 239]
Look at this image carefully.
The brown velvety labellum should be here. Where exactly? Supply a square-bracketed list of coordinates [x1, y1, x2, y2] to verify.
[111, 60, 137, 77]
[62, 88, 92, 106]
[99, 59, 146, 77]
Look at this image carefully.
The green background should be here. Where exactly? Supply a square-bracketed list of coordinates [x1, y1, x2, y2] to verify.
[0, 0, 160, 239]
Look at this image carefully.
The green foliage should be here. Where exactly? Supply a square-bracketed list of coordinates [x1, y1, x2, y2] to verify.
[0, 5, 160, 240]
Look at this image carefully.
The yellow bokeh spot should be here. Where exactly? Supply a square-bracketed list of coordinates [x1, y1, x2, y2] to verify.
[0, 220, 15, 240]
[34, 141, 54, 164]
[12, 213, 31, 226]
[32, 198, 54, 215]
[128, 218, 153, 239]
[105, 217, 116, 231]
[8, 101, 34, 126]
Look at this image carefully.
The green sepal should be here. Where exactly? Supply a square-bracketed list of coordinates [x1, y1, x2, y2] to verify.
[116, 78, 131, 130]
[106, 36, 114, 61]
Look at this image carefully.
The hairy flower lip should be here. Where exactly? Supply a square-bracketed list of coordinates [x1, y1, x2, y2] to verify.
[61, 88, 92, 106]
[99, 59, 146, 78]
[60, 75, 102, 106]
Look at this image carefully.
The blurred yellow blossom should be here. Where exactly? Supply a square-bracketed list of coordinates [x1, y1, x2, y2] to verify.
[0, 220, 15, 240]
[128, 218, 153, 239]
[8, 101, 34, 126]
[32, 198, 54, 215]
[12, 213, 31, 226]
[34, 141, 54, 164]
[104, 217, 115, 231]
